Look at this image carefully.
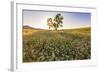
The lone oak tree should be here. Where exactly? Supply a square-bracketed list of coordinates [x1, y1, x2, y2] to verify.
[47, 14, 64, 30]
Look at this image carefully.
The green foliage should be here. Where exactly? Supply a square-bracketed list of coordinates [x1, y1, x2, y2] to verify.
[47, 14, 64, 30]
[23, 28, 91, 62]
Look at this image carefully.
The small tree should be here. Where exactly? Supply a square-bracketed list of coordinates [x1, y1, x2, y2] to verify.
[47, 14, 64, 30]
[47, 18, 53, 29]
[53, 14, 63, 30]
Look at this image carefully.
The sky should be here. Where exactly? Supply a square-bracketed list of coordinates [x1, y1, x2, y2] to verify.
[23, 10, 91, 29]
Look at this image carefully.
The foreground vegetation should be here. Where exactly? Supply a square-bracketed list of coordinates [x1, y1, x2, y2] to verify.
[23, 27, 91, 62]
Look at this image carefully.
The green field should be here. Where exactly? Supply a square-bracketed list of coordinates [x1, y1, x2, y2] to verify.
[23, 27, 91, 62]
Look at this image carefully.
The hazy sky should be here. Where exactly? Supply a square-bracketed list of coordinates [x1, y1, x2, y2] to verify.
[23, 10, 91, 29]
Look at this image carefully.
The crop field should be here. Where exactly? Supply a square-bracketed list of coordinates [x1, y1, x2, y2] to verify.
[23, 27, 91, 62]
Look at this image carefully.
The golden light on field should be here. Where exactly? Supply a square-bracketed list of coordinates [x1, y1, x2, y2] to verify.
[23, 29, 39, 36]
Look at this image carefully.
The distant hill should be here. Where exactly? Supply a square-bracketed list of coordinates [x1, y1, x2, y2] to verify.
[23, 25, 45, 30]
[23, 25, 35, 29]
[64, 27, 91, 31]
[23, 25, 90, 31]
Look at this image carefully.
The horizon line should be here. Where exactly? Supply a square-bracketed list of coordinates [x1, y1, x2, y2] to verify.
[23, 25, 91, 30]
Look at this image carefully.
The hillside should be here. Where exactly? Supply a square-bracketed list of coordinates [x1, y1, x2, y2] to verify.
[23, 26, 91, 62]
[23, 25, 46, 30]
[23, 26, 41, 36]
[23, 25, 90, 36]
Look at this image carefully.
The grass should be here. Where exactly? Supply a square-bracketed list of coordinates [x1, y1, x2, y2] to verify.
[23, 27, 91, 62]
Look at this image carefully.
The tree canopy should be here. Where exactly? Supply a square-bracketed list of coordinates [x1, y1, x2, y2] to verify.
[47, 14, 64, 30]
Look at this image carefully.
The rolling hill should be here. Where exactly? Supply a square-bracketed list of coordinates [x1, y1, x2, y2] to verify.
[23, 25, 91, 62]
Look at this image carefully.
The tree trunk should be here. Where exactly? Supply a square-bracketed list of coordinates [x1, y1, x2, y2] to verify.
[49, 27, 50, 29]
[55, 28, 57, 31]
